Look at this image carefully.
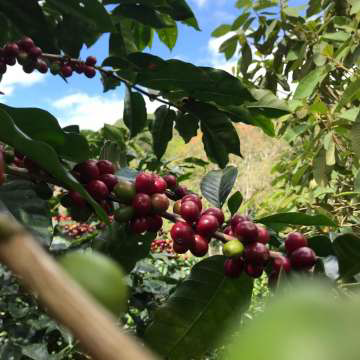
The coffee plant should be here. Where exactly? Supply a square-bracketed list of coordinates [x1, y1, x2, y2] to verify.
[1, 1, 360, 359]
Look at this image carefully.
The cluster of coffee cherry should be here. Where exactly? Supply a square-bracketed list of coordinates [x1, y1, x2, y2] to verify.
[53, 215, 96, 239]
[150, 238, 175, 254]
[0, 36, 97, 78]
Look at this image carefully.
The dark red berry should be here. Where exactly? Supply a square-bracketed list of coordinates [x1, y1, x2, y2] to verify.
[223, 225, 234, 236]
[135, 172, 155, 194]
[151, 193, 169, 213]
[18, 37, 35, 52]
[245, 263, 264, 278]
[68, 191, 86, 208]
[272, 255, 291, 274]
[98, 174, 118, 192]
[203, 208, 224, 225]
[190, 234, 209, 257]
[174, 185, 188, 198]
[180, 201, 200, 223]
[182, 194, 202, 212]
[97, 160, 115, 175]
[196, 214, 219, 238]
[73, 62, 85, 74]
[163, 174, 177, 189]
[290, 246, 316, 271]
[256, 226, 270, 244]
[23, 62, 36, 74]
[173, 241, 188, 254]
[84, 65, 96, 78]
[74, 160, 100, 183]
[4, 56, 16, 66]
[23, 157, 39, 172]
[36, 59, 48, 73]
[132, 193, 152, 216]
[86, 180, 109, 201]
[61, 64, 73, 78]
[130, 217, 149, 234]
[244, 242, 270, 265]
[235, 221, 258, 243]
[4, 43, 19, 57]
[28, 46, 42, 58]
[85, 56, 97, 66]
[147, 215, 163, 232]
[231, 214, 251, 232]
[151, 176, 167, 194]
[0, 62, 6, 74]
[224, 257, 244, 278]
[173, 200, 182, 215]
[285, 232, 308, 255]
[170, 221, 195, 247]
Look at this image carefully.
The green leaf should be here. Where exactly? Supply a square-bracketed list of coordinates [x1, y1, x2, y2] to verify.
[313, 148, 328, 186]
[144, 256, 253, 359]
[200, 167, 238, 208]
[232, 12, 251, 30]
[308, 235, 334, 257]
[227, 191, 243, 215]
[152, 106, 175, 159]
[0, 178, 52, 246]
[101, 72, 122, 92]
[211, 24, 231, 37]
[333, 233, 360, 278]
[354, 169, 360, 192]
[22, 343, 49, 360]
[123, 88, 147, 138]
[257, 212, 337, 227]
[240, 41, 252, 76]
[0, 108, 108, 223]
[174, 112, 199, 143]
[156, 23, 178, 50]
[219, 35, 238, 60]
[0, 104, 90, 162]
[351, 117, 360, 158]
[350, 0, 360, 15]
[294, 65, 330, 99]
[322, 31, 351, 42]
[336, 78, 360, 111]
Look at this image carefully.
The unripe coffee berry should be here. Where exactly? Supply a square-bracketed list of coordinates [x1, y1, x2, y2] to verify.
[203, 208, 224, 225]
[130, 217, 149, 234]
[223, 239, 244, 258]
[182, 194, 202, 212]
[170, 221, 195, 247]
[290, 246, 316, 271]
[151, 193, 170, 213]
[163, 174, 177, 189]
[113, 179, 136, 204]
[132, 193, 152, 216]
[180, 201, 200, 223]
[135, 172, 155, 194]
[224, 257, 244, 278]
[196, 214, 219, 238]
[86, 180, 109, 201]
[190, 234, 208, 257]
[98, 174, 118, 192]
[285, 232, 307, 255]
[235, 221, 258, 243]
[244, 242, 269, 265]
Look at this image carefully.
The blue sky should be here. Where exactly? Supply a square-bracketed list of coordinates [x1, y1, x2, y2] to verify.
[0, 0, 303, 130]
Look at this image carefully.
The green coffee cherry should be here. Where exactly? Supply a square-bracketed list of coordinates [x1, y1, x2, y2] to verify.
[223, 239, 244, 258]
[113, 179, 136, 204]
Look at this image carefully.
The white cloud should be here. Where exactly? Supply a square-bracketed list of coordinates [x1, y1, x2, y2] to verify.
[52, 92, 165, 131]
[0, 64, 46, 97]
[193, 0, 207, 7]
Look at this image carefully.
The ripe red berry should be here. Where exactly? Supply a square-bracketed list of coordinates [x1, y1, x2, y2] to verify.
[173, 241, 188, 254]
[151, 193, 169, 213]
[231, 214, 251, 232]
[182, 194, 202, 212]
[74, 160, 100, 183]
[23, 157, 39, 172]
[36, 59, 48, 73]
[68, 191, 86, 208]
[61, 64, 73, 78]
[86, 180, 109, 201]
[4, 43, 19, 57]
[235, 221, 258, 243]
[18, 37, 35, 52]
[244, 242, 270, 265]
[98, 174, 118, 192]
[290, 246, 316, 271]
[28, 46, 42, 58]
[130, 217, 149, 234]
[147, 215, 163, 232]
[190, 234, 209, 257]
[272, 255, 291, 274]
[224, 257, 244, 278]
[0, 61, 6, 74]
[85, 56, 97, 66]
[174, 185, 188, 198]
[135, 172, 155, 194]
[132, 193, 152, 216]
[170, 221, 195, 247]
[285, 232, 308, 255]
[97, 160, 115, 175]
[223, 225, 234, 236]
[23, 62, 36, 74]
[256, 226, 270, 244]
[84, 65, 96, 78]
[151, 176, 167, 194]
[173, 200, 182, 215]
[163, 174, 177, 189]
[203, 208, 224, 225]
[196, 214, 219, 238]
[245, 263, 264, 278]
[180, 201, 200, 223]
[4, 56, 16, 66]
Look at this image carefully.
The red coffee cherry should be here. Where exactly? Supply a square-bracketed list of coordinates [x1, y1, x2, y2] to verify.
[285, 232, 308, 255]
[290, 246, 316, 271]
[147, 215, 163, 233]
[130, 217, 149, 234]
[203, 208, 224, 225]
[4, 56, 16, 66]
[61, 64, 73, 78]
[245, 263, 264, 278]
[74, 160, 100, 183]
[231, 214, 251, 232]
[151, 176, 167, 194]
[28, 46, 42, 58]
[170, 221, 195, 247]
[85, 56, 97, 66]
[224, 257, 244, 278]
[196, 214, 219, 238]
[97, 160, 115, 175]
[18, 37, 35, 52]
[190, 234, 209, 257]
[182, 194, 202, 212]
[180, 201, 200, 223]
[23, 62, 36, 74]
[163, 174, 177, 189]
[86, 180, 109, 201]
[135, 172, 155, 194]
[173, 200, 182, 215]
[256, 226, 270, 244]
[244, 242, 270, 265]
[36, 59, 48, 74]
[4, 43, 19, 57]
[223, 225, 234, 236]
[0, 61, 6, 74]
[132, 193, 152, 216]
[73, 62, 85, 74]
[272, 255, 291, 274]
[174, 185, 188, 198]
[68, 191, 86, 208]
[235, 221, 258, 243]
[151, 193, 170, 213]
[173, 241, 188, 254]
[98, 174, 118, 192]
[84, 65, 96, 78]
[23, 156, 40, 173]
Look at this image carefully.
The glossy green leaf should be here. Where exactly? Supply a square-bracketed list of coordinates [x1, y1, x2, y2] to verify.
[144, 256, 253, 359]
[200, 167, 238, 208]
[174, 112, 199, 143]
[156, 23, 178, 49]
[308, 235, 334, 257]
[227, 191, 243, 215]
[257, 212, 336, 227]
[336, 78, 360, 111]
[211, 24, 231, 37]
